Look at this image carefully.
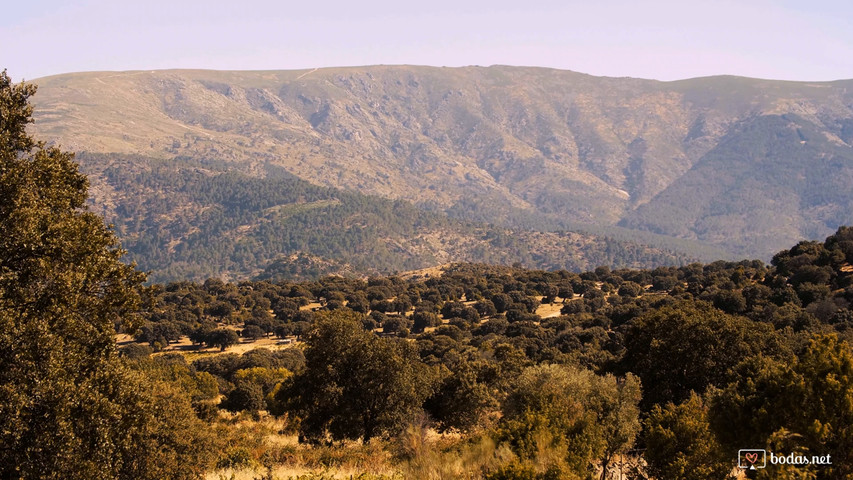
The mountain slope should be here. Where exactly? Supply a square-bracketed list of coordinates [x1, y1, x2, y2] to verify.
[29, 66, 853, 259]
[77, 152, 694, 282]
[620, 113, 853, 255]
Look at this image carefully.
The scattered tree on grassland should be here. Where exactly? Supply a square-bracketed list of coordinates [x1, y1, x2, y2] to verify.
[241, 324, 265, 341]
[208, 327, 240, 351]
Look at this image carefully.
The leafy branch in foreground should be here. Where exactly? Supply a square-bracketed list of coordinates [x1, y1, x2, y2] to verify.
[0, 71, 214, 479]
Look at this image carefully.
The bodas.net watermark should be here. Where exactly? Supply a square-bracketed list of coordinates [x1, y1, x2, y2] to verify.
[738, 449, 832, 470]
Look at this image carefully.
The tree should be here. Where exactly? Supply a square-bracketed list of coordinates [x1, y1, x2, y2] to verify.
[424, 353, 499, 433]
[208, 328, 239, 351]
[0, 71, 213, 478]
[233, 366, 292, 396]
[497, 364, 641, 478]
[412, 309, 441, 333]
[120, 342, 154, 359]
[620, 300, 785, 409]
[277, 310, 436, 443]
[617, 281, 642, 298]
[644, 394, 733, 480]
[223, 381, 266, 413]
[241, 324, 265, 341]
[597, 374, 643, 480]
[710, 334, 853, 480]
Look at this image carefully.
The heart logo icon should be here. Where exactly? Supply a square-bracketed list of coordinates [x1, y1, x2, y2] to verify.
[745, 453, 759, 464]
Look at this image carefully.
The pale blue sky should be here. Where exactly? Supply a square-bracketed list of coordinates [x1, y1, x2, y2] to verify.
[2, 0, 851, 81]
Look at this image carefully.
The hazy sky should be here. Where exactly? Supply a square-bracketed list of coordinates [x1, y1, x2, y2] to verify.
[2, 0, 851, 81]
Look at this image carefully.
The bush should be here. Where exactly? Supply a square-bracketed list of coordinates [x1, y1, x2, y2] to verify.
[241, 324, 265, 341]
[119, 343, 154, 359]
[223, 382, 266, 413]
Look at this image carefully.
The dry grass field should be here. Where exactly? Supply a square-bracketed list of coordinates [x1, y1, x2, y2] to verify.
[200, 413, 515, 480]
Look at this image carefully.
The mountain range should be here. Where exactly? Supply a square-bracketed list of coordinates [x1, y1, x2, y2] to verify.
[27, 66, 853, 280]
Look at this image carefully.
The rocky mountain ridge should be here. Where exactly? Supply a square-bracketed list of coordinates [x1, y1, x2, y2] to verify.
[28, 66, 853, 261]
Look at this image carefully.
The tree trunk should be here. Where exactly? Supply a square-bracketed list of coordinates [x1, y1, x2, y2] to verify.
[600, 456, 610, 480]
[363, 414, 375, 444]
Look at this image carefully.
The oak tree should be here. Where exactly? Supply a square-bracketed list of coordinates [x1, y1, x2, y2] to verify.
[278, 310, 436, 443]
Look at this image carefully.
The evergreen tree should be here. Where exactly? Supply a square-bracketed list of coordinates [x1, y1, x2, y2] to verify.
[620, 300, 785, 409]
[710, 334, 853, 480]
[497, 364, 642, 478]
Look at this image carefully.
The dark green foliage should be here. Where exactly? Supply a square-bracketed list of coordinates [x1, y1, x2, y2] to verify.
[0, 71, 213, 479]
[223, 381, 266, 413]
[412, 309, 441, 333]
[620, 300, 785, 408]
[616, 281, 642, 297]
[190, 348, 302, 407]
[497, 364, 641, 478]
[424, 353, 499, 433]
[119, 226, 853, 474]
[382, 314, 412, 336]
[710, 334, 853, 479]
[207, 328, 240, 351]
[241, 324, 265, 340]
[278, 310, 437, 443]
[119, 342, 154, 359]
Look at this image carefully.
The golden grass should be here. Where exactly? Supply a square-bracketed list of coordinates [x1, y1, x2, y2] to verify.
[206, 415, 399, 480]
[202, 415, 523, 480]
[535, 297, 566, 319]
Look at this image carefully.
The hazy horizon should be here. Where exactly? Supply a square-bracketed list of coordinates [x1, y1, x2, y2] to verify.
[25, 63, 853, 84]
[3, 0, 852, 83]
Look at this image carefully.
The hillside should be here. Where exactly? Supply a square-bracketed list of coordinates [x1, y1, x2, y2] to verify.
[29, 66, 853, 261]
[77, 152, 694, 283]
